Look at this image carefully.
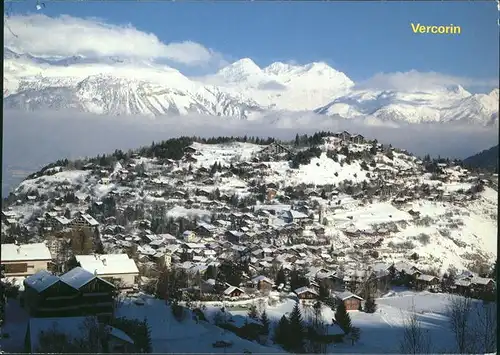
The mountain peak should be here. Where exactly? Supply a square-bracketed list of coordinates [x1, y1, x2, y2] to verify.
[304, 61, 335, 72]
[216, 58, 262, 82]
[263, 62, 297, 75]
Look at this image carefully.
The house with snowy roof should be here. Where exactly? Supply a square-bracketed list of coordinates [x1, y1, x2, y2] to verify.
[73, 254, 139, 289]
[415, 274, 440, 291]
[70, 212, 99, 232]
[334, 291, 363, 311]
[250, 275, 274, 292]
[1, 243, 53, 277]
[195, 222, 217, 236]
[23, 267, 115, 318]
[223, 285, 245, 298]
[294, 286, 319, 300]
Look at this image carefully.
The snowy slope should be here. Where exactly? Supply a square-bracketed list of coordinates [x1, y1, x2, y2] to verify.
[8, 136, 497, 272]
[315, 87, 499, 126]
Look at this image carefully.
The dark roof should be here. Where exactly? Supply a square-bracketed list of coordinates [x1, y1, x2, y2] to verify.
[59, 266, 96, 289]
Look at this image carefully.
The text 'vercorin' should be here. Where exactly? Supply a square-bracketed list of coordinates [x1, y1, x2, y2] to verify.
[411, 23, 461, 34]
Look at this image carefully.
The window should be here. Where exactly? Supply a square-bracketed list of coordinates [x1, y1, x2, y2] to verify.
[4, 263, 28, 273]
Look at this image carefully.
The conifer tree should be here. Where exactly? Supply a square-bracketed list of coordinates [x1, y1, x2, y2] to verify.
[334, 301, 352, 333]
[274, 315, 289, 346]
[364, 294, 377, 313]
[248, 304, 259, 319]
[287, 302, 305, 352]
[260, 310, 270, 336]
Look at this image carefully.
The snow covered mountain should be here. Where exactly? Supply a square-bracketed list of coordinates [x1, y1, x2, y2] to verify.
[315, 87, 499, 125]
[202, 58, 355, 110]
[3, 47, 499, 125]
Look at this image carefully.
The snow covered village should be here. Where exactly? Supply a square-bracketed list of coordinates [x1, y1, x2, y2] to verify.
[0, 131, 497, 354]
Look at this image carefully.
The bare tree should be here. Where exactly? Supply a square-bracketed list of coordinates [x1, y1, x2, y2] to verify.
[36, 317, 109, 353]
[447, 295, 474, 353]
[399, 303, 431, 354]
[471, 300, 497, 353]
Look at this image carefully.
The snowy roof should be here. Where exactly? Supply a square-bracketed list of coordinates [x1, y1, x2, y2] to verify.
[416, 274, 439, 282]
[60, 267, 99, 289]
[294, 287, 319, 296]
[334, 291, 363, 301]
[24, 270, 60, 293]
[75, 254, 139, 276]
[224, 286, 245, 295]
[251, 275, 273, 284]
[197, 222, 216, 231]
[471, 276, 495, 285]
[54, 216, 71, 225]
[1, 243, 52, 262]
[285, 210, 309, 219]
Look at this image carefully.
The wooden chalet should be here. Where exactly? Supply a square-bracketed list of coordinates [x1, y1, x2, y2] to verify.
[251, 275, 274, 292]
[294, 286, 319, 300]
[334, 291, 363, 311]
[223, 286, 245, 298]
[23, 267, 115, 319]
[415, 274, 440, 291]
[259, 142, 291, 157]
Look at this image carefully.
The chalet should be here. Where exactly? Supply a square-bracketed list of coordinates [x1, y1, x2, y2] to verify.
[282, 209, 310, 224]
[184, 155, 198, 163]
[454, 275, 496, 295]
[23, 267, 115, 318]
[260, 142, 291, 156]
[350, 134, 364, 144]
[184, 146, 197, 154]
[335, 131, 351, 141]
[225, 230, 246, 244]
[70, 212, 99, 232]
[334, 291, 363, 311]
[415, 274, 440, 291]
[251, 275, 274, 292]
[195, 223, 217, 236]
[294, 287, 319, 300]
[74, 254, 139, 289]
[223, 286, 245, 298]
[1, 243, 53, 277]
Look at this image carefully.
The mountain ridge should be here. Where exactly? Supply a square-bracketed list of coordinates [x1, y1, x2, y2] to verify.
[3, 47, 499, 125]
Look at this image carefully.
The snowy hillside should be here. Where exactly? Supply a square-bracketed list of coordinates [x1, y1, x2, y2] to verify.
[4, 134, 497, 275]
[4, 48, 498, 125]
[315, 87, 499, 126]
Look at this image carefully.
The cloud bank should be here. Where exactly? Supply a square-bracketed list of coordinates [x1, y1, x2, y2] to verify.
[3, 109, 498, 194]
[356, 70, 498, 93]
[4, 14, 225, 67]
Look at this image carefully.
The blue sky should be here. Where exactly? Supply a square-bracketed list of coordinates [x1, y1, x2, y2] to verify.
[6, 0, 499, 87]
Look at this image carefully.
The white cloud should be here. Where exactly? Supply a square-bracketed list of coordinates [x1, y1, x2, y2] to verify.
[357, 70, 498, 92]
[3, 109, 497, 194]
[3, 14, 225, 66]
